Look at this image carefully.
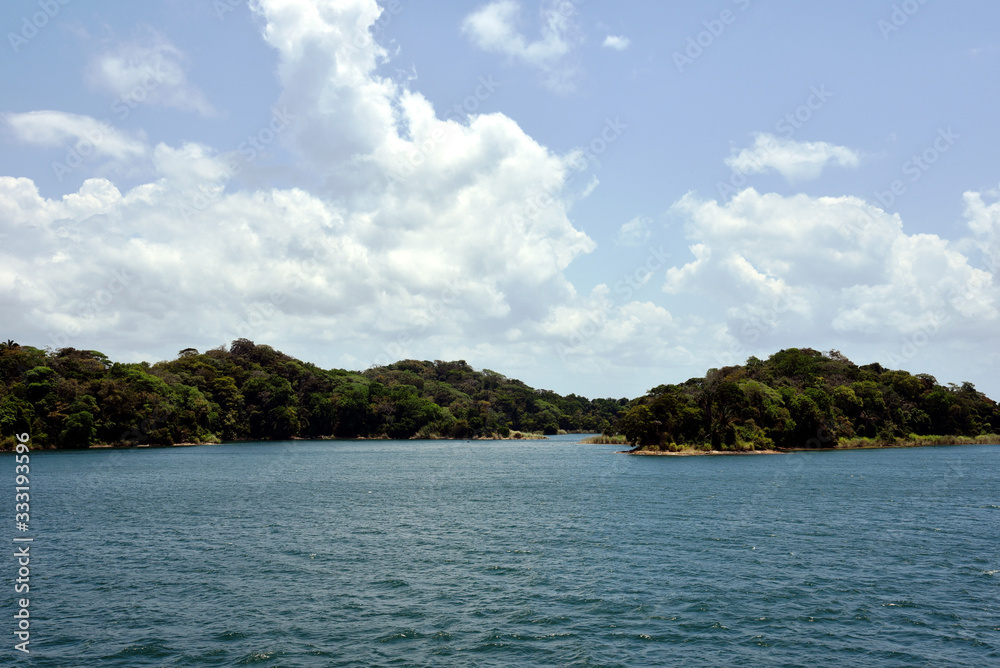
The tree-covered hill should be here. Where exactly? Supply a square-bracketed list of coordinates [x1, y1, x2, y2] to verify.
[612, 348, 1000, 452]
[3, 342, 996, 452]
[0, 339, 627, 449]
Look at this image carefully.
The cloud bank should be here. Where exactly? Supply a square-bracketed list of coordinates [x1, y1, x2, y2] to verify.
[1, 0, 600, 380]
[1, 0, 997, 397]
[665, 187, 998, 370]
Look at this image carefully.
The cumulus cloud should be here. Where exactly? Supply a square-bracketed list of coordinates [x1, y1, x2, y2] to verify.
[0, 0, 602, 380]
[725, 133, 861, 182]
[251, 0, 595, 280]
[462, 0, 579, 91]
[87, 30, 216, 117]
[664, 188, 998, 368]
[6, 0, 995, 399]
[537, 284, 693, 380]
[602, 35, 630, 51]
[963, 185, 1000, 274]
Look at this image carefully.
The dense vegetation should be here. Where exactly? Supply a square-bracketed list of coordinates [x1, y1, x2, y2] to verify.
[2, 341, 996, 452]
[612, 348, 1000, 452]
[0, 339, 626, 449]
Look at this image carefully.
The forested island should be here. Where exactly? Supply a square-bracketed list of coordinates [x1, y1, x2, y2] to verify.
[613, 348, 1000, 453]
[0, 340, 997, 452]
[0, 339, 624, 449]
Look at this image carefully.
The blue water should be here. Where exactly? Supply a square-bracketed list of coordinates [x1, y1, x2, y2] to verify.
[6, 437, 1000, 666]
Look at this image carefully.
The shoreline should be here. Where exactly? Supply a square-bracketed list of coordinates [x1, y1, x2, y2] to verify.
[87, 441, 210, 449]
[619, 436, 1000, 456]
[6, 435, 996, 454]
[619, 448, 784, 456]
[1, 432, 559, 452]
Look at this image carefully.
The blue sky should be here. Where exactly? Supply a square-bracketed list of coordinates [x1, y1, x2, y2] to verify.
[1, 0, 999, 400]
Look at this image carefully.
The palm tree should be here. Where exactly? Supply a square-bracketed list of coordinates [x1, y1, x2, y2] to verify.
[0, 339, 18, 351]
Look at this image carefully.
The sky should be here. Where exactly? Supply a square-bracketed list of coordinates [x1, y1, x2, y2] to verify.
[1, 0, 999, 400]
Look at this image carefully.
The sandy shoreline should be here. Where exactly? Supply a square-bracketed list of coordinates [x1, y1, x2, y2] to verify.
[618, 438, 1000, 456]
[87, 441, 208, 449]
[619, 448, 784, 456]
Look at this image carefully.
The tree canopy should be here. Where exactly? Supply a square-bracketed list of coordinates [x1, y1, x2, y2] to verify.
[2, 343, 995, 452]
[610, 348, 1000, 452]
[0, 339, 627, 449]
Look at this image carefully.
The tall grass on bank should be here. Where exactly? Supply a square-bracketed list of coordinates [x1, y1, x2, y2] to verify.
[580, 434, 629, 445]
[835, 434, 1000, 448]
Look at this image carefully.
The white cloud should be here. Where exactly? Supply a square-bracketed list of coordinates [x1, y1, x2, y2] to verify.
[725, 133, 861, 182]
[0, 0, 601, 379]
[5, 0, 995, 401]
[602, 35, 630, 51]
[2, 111, 148, 161]
[87, 30, 216, 117]
[615, 215, 652, 246]
[537, 285, 691, 375]
[462, 0, 579, 92]
[962, 185, 1000, 274]
[664, 188, 998, 367]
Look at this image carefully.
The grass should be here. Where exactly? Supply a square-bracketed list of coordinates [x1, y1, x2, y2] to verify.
[503, 431, 548, 440]
[616, 433, 1000, 455]
[835, 434, 1000, 449]
[634, 442, 764, 454]
[579, 434, 629, 445]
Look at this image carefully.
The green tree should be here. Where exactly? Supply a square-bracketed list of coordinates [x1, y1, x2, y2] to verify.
[619, 405, 660, 447]
[334, 386, 372, 437]
[60, 396, 99, 448]
[0, 395, 32, 438]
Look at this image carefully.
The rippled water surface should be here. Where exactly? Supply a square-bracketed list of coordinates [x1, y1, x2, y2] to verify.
[10, 437, 1000, 666]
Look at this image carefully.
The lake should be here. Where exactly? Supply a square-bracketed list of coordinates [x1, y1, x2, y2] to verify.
[8, 436, 1000, 666]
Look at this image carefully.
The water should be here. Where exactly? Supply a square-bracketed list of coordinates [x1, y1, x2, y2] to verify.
[7, 437, 1000, 666]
